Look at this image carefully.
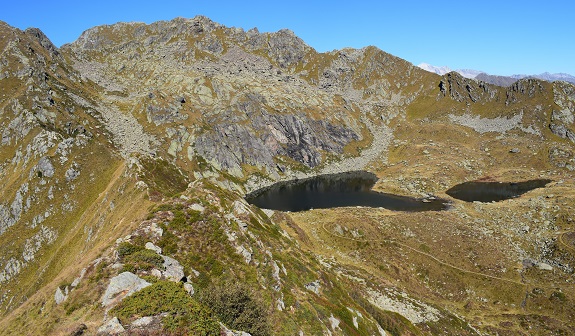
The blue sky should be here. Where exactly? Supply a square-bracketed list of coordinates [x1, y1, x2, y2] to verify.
[2, 1, 574, 76]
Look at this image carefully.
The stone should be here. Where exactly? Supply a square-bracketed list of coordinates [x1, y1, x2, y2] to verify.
[537, 262, 553, 270]
[65, 167, 80, 182]
[162, 255, 185, 282]
[37, 157, 55, 178]
[305, 280, 321, 294]
[510, 148, 520, 153]
[97, 317, 125, 335]
[221, 323, 252, 336]
[329, 314, 340, 330]
[101, 271, 151, 307]
[54, 286, 67, 304]
[184, 282, 195, 295]
[145, 241, 162, 254]
[131, 316, 154, 327]
[189, 203, 205, 213]
[71, 268, 87, 288]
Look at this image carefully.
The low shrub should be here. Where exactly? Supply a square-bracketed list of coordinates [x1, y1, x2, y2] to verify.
[117, 242, 164, 272]
[112, 281, 220, 335]
[198, 282, 270, 336]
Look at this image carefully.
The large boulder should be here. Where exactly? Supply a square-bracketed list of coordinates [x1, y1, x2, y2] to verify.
[101, 271, 151, 307]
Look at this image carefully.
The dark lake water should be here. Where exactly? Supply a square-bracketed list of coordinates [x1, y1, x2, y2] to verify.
[445, 179, 552, 202]
[246, 171, 450, 212]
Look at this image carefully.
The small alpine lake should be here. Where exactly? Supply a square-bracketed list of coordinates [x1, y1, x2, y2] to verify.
[245, 171, 450, 212]
[445, 179, 552, 202]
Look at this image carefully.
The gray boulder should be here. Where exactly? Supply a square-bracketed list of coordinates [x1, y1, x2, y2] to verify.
[162, 255, 185, 282]
[97, 317, 125, 335]
[101, 271, 151, 307]
[54, 286, 67, 304]
[37, 157, 55, 178]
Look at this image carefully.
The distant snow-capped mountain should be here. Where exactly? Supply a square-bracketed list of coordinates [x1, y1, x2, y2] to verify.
[455, 69, 484, 79]
[417, 63, 482, 79]
[417, 63, 575, 85]
[525, 72, 575, 83]
[417, 63, 452, 76]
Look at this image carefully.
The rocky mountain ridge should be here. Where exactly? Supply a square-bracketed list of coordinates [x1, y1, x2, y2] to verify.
[0, 16, 575, 335]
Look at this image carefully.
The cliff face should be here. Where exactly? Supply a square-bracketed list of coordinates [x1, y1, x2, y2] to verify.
[1, 17, 575, 335]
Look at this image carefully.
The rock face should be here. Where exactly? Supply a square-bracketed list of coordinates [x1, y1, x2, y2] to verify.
[550, 81, 575, 142]
[195, 112, 359, 176]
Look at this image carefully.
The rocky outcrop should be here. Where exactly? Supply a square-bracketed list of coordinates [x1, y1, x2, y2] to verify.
[550, 81, 575, 142]
[60, 16, 422, 177]
[439, 72, 498, 102]
[54, 287, 67, 305]
[506, 78, 547, 104]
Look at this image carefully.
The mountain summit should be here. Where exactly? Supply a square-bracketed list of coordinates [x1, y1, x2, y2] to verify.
[1, 17, 575, 335]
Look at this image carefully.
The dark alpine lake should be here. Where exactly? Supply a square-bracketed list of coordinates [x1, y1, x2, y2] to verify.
[246, 171, 450, 212]
[446, 179, 552, 202]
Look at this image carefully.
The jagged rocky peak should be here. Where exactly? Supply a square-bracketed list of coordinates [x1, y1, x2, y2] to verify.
[438, 71, 499, 102]
[24, 27, 60, 58]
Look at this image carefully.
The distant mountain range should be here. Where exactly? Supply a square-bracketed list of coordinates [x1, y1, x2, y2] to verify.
[417, 62, 575, 86]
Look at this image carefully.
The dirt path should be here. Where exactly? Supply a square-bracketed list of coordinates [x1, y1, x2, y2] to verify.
[321, 222, 572, 289]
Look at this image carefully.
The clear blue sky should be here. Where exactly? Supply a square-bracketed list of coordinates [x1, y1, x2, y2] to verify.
[2, 1, 574, 76]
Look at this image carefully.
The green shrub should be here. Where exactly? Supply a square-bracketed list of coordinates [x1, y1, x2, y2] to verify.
[117, 242, 164, 272]
[198, 282, 270, 336]
[123, 249, 165, 272]
[117, 242, 143, 258]
[157, 225, 178, 255]
[112, 281, 220, 335]
[170, 210, 187, 229]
